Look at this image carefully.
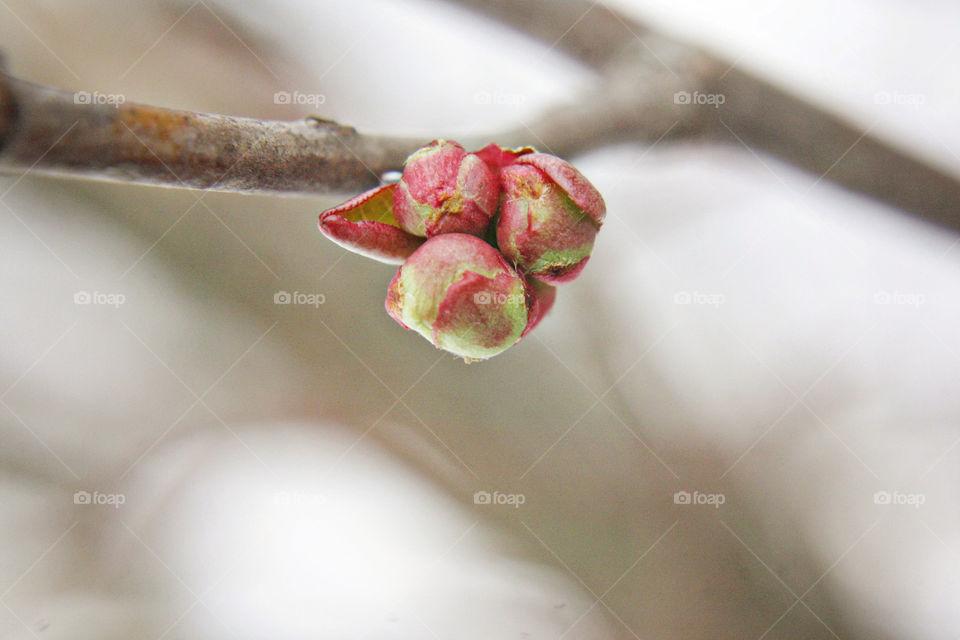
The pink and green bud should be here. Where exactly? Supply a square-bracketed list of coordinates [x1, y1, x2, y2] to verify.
[318, 183, 425, 264]
[474, 142, 535, 171]
[393, 140, 499, 238]
[318, 140, 601, 361]
[496, 152, 606, 284]
[386, 234, 538, 361]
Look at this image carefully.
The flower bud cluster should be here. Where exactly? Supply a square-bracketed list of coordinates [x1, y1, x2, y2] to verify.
[319, 140, 605, 360]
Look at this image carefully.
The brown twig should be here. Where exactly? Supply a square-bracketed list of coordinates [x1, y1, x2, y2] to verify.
[0, 69, 709, 195]
[2, 0, 959, 232]
[716, 69, 960, 230]
[452, 0, 960, 232]
[0, 74, 419, 195]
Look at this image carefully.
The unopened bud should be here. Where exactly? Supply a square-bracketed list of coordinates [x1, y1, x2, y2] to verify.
[386, 234, 533, 361]
[496, 153, 605, 283]
[393, 140, 499, 237]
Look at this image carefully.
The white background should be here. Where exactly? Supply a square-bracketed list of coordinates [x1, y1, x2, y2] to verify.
[1, 1, 959, 638]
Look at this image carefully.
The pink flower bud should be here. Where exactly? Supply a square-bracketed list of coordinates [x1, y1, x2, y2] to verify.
[496, 152, 606, 284]
[318, 183, 425, 264]
[386, 234, 537, 361]
[474, 142, 534, 171]
[393, 140, 499, 238]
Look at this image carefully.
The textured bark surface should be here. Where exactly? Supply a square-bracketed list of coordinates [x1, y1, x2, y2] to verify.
[1, 0, 958, 231]
[0, 75, 419, 194]
[0, 67, 712, 195]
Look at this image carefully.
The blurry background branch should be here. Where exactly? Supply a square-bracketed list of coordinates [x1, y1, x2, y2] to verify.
[1, 0, 958, 230]
[455, 0, 960, 232]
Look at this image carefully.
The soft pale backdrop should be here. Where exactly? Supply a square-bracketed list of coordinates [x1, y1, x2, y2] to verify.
[1, 1, 958, 638]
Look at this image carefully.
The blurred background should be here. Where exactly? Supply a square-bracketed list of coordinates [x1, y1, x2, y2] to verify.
[1, 1, 959, 638]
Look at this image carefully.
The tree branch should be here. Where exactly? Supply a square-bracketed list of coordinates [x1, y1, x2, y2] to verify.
[0, 67, 711, 195]
[452, 0, 960, 232]
[447, 0, 642, 70]
[716, 69, 960, 230]
[2, 0, 959, 234]
[0, 74, 420, 195]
